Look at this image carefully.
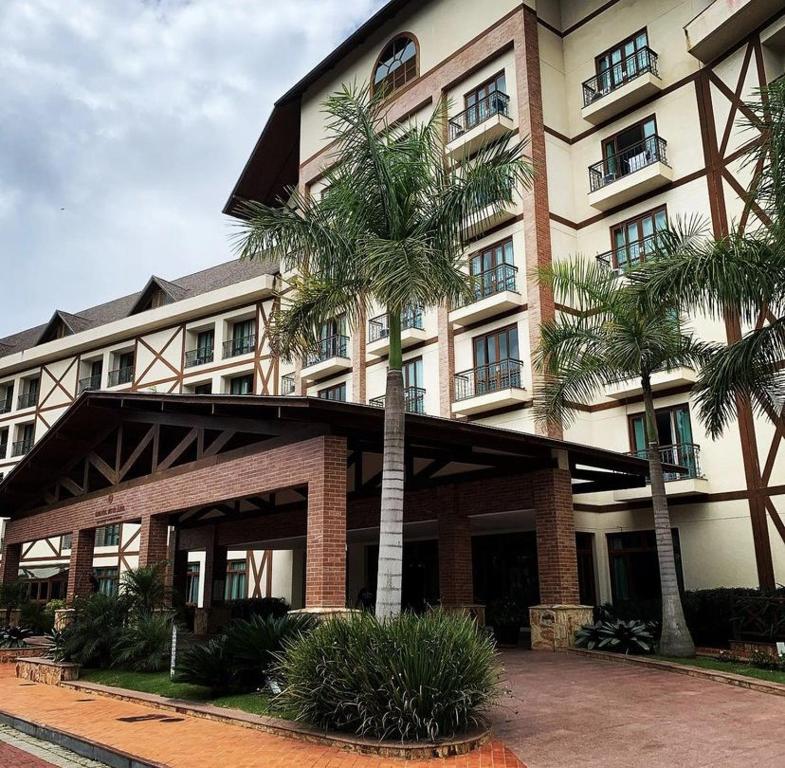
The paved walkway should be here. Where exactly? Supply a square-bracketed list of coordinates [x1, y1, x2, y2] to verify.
[0, 666, 522, 768]
[494, 650, 785, 768]
[0, 723, 106, 767]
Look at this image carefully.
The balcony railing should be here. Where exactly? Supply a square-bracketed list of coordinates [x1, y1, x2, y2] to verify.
[628, 442, 703, 482]
[17, 391, 38, 409]
[455, 263, 518, 309]
[0, 397, 11, 415]
[596, 232, 664, 275]
[222, 335, 255, 359]
[369, 386, 426, 414]
[107, 366, 134, 387]
[454, 358, 524, 401]
[281, 374, 296, 395]
[582, 47, 659, 107]
[449, 91, 511, 142]
[368, 307, 424, 343]
[12, 439, 33, 457]
[305, 335, 349, 367]
[185, 347, 214, 368]
[589, 135, 669, 192]
[78, 374, 102, 394]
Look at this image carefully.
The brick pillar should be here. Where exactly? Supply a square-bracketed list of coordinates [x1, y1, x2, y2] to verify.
[530, 465, 592, 650]
[0, 542, 21, 584]
[139, 515, 169, 568]
[437, 489, 473, 607]
[165, 527, 189, 604]
[66, 529, 96, 604]
[351, 310, 367, 404]
[437, 304, 455, 418]
[304, 435, 347, 610]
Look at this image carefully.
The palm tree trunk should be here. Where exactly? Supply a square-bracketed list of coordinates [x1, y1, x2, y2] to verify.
[642, 376, 695, 657]
[375, 311, 406, 620]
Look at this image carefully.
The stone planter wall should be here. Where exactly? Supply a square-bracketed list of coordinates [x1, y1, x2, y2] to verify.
[530, 605, 593, 650]
[0, 648, 40, 664]
[16, 657, 80, 685]
[729, 640, 782, 658]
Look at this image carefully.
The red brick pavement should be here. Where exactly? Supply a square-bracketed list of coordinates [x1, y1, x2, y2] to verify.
[0, 741, 57, 768]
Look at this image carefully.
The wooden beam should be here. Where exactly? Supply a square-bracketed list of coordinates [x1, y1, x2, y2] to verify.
[157, 428, 198, 472]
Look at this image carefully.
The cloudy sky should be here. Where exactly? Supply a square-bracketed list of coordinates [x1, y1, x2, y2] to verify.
[0, 0, 385, 337]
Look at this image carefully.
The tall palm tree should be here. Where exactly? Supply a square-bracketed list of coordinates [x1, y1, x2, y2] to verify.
[533, 251, 707, 656]
[641, 80, 785, 439]
[234, 86, 533, 618]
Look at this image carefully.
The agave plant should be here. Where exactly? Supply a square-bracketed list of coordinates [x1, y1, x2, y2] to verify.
[112, 612, 173, 673]
[174, 635, 239, 695]
[0, 625, 34, 648]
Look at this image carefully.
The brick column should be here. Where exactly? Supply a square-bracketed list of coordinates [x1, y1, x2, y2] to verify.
[437, 304, 455, 419]
[66, 529, 96, 604]
[165, 527, 189, 604]
[0, 542, 21, 585]
[437, 492, 473, 607]
[139, 515, 169, 568]
[304, 435, 347, 610]
[351, 310, 367, 404]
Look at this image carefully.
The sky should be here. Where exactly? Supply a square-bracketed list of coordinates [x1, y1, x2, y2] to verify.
[0, 0, 385, 337]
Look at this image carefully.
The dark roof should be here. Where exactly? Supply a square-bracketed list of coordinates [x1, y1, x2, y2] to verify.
[0, 392, 681, 515]
[223, 0, 418, 217]
[36, 311, 92, 345]
[0, 258, 279, 358]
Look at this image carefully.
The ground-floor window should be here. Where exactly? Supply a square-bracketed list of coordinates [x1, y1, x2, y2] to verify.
[225, 559, 247, 601]
[576, 532, 597, 606]
[186, 562, 200, 606]
[95, 524, 121, 547]
[25, 579, 64, 602]
[95, 566, 119, 596]
[607, 529, 683, 603]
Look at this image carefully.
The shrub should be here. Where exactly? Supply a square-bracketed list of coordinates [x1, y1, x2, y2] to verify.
[175, 635, 239, 694]
[575, 621, 604, 651]
[0, 626, 34, 648]
[276, 611, 501, 742]
[575, 619, 655, 655]
[121, 565, 168, 617]
[228, 597, 290, 622]
[0, 582, 29, 625]
[112, 613, 173, 672]
[20, 602, 54, 634]
[59, 593, 130, 667]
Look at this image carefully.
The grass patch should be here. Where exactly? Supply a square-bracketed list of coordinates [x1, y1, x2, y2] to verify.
[657, 656, 785, 685]
[80, 669, 276, 716]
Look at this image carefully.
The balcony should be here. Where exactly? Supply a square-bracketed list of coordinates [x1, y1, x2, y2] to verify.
[582, 48, 661, 124]
[588, 135, 672, 210]
[449, 263, 524, 327]
[17, 391, 37, 410]
[281, 374, 296, 395]
[606, 367, 697, 400]
[614, 443, 709, 500]
[596, 233, 661, 276]
[446, 92, 514, 161]
[107, 366, 134, 388]
[369, 386, 426, 414]
[0, 397, 11, 415]
[222, 335, 255, 360]
[185, 347, 215, 368]
[11, 439, 33, 457]
[0, 442, 6, 459]
[451, 359, 530, 416]
[685, 0, 783, 63]
[302, 335, 351, 381]
[78, 374, 102, 394]
[367, 307, 428, 356]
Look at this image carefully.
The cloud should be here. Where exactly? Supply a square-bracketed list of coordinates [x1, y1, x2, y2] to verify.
[0, 0, 384, 336]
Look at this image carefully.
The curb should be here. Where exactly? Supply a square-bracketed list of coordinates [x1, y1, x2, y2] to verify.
[566, 648, 785, 698]
[0, 709, 165, 768]
[60, 679, 490, 760]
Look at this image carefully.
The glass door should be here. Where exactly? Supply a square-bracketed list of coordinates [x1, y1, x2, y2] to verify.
[611, 207, 667, 270]
[473, 326, 519, 395]
[470, 238, 514, 298]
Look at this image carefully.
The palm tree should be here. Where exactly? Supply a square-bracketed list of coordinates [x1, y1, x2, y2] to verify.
[533, 251, 707, 656]
[234, 86, 533, 618]
[641, 80, 785, 439]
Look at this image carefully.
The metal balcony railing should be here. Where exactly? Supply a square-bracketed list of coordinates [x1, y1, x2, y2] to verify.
[185, 347, 214, 368]
[17, 391, 38, 409]
[454, 358, 524, 401]
[107, 366, 134, 387]
[368, 306, 424, 343]
[455, 263, 518, 309]
[78, 374, 102, 394]
[369, 386, 426, 414]
[582, 47, 659, 107]
[589, 135, 669, 192]
[449, 91, 510, 142]
[305, 335, 349, 367]
[0, 397, 11, 415]
[628, 442, 703, 482]
[596, 232, 663, 275]
[222, 335, 255, 359]
[281, 374, 296, 395]
[11, 439, 33, 457]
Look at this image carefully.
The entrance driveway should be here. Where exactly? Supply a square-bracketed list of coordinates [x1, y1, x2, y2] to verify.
[494, 650, 785, 768]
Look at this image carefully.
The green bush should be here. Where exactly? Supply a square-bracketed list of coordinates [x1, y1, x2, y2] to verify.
[575, 619, 655, 655]
[228, 597, 290, 622]
[0, 626, 34, 648]
[59, 593, 130, 667]
[112, 613, 173, 673]
[20, 601, 54, 634]
[175, 635, 239, 694]
[121, 565, 168, 617]
[276, 611, 500, 742]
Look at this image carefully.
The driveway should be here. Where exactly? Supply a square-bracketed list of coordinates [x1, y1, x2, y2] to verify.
[494, 650, 785, 768]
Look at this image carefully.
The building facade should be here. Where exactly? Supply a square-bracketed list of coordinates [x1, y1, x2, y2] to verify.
[2, 0, 785, 617]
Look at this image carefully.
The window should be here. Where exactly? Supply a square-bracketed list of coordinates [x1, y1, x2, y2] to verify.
[225, 559, 247, 601]
[186, 562, 200, 606]
[318, 383, 347, 401]
[0, 383, 13, 414]
[607, 529, 683, 603]
[18, 377, 39, 409]
[95, 566, 119, 597]
[467, 325, 522, 396]
[309, 316, 348, 363]
[12, 423, 34, 456]
[576, 532, 597, 606]
[79, 359, 103, 393]
[95, 524, 121, 547]
[464, 72, 508, 129]
[186, 329, 215, 367]
[403, 357, 423, 390]
[229, 374, 253, 395]
[601, 115, 658, 179]
[0, 428, 8, 459]
[61, 533, 72, 551]
[109, 351, 134, 386]
[629, 404, 698, 479]
[596, 30, 650, 93]
[469, 238, 516, 299]
[194, 382, 213, 395]
[373, 35, 417, 97]
[610, 206, 667, 271]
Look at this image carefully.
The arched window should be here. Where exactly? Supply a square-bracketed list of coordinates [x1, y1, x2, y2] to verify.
[373, 35, 418, 96]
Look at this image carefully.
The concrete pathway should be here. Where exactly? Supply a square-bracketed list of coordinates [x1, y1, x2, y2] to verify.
[0, 723, 106, 768]
[494, 650, 785, 768]
[0, 665, 522, 768]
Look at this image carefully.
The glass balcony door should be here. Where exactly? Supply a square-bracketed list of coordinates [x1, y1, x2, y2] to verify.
[596, 30, 649, 93]
[464, 72, 507, 131]
[611, 207, 667, 271]
[473, 326, 520, 395]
